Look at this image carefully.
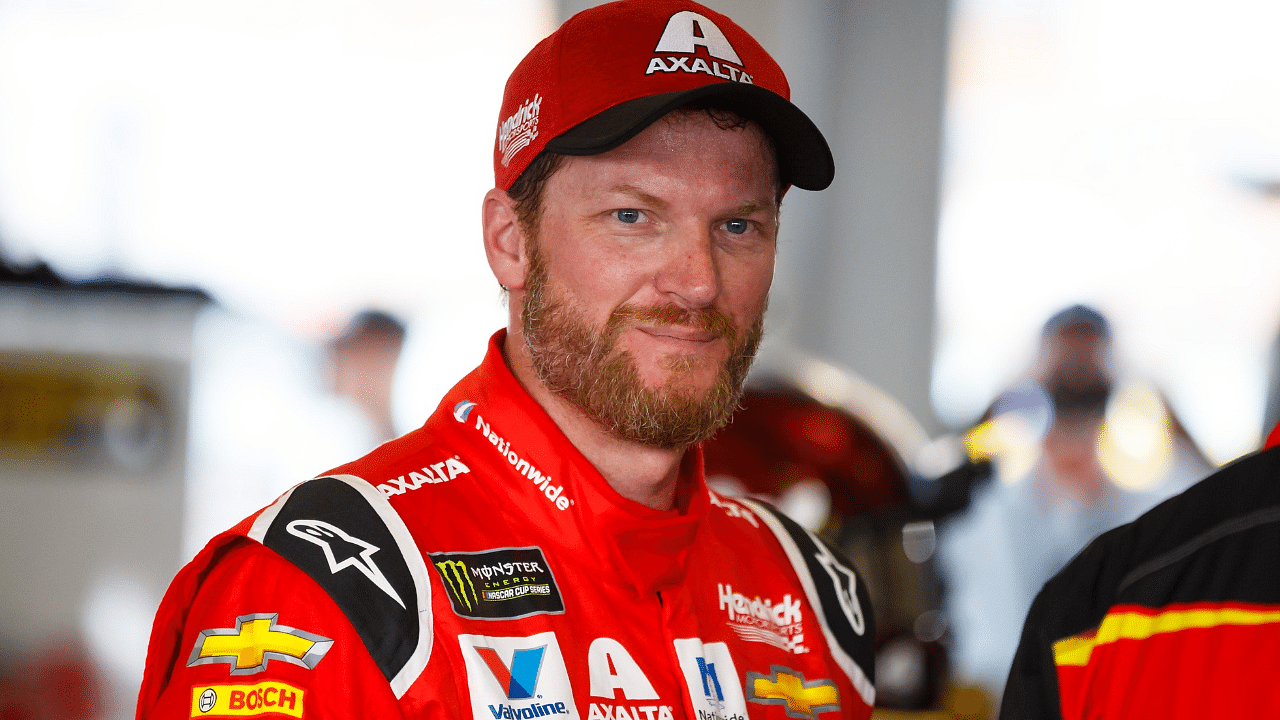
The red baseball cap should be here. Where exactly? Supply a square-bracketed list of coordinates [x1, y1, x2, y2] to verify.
[493, 0, 834, 192]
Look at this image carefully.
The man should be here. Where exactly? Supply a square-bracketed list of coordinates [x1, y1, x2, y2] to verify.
[1000, 422, 1280, 719]
[937, 306, 1209, 699]
[136, 2, 876, 719]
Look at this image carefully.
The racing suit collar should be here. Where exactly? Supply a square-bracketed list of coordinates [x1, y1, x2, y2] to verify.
[472, 329, 710, 597]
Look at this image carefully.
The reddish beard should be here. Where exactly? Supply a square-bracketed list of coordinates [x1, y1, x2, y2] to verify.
[521, 246, 763, 449]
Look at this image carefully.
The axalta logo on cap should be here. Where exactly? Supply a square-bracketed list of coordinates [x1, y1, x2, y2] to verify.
[499, 94, 542, 168]
[645, 11, 752, 83]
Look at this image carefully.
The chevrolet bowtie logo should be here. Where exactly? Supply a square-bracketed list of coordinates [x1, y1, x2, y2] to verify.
[187, 614, 333, 675]
[747, 666, 839, 720]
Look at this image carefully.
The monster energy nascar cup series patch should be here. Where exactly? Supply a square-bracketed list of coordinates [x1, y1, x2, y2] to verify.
[429, 547, 564, 620]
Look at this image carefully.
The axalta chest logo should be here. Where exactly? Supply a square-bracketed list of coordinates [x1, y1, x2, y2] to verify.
[456, 401, 572, 512]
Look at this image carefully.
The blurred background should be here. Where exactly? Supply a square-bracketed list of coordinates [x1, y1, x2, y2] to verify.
[1, 0, 1278, 717]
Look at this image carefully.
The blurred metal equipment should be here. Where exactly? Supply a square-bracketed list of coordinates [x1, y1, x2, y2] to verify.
[0, 260, 208, 720]
[703, 348, 989, 716]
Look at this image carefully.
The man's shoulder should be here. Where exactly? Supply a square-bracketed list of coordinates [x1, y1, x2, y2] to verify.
[196, 474, 437, 695]
[1030, 444, 1280, 633]
[1063, 445, 1280, 582]
[706, 492, 877, 701]
[324, 417, 480, 501]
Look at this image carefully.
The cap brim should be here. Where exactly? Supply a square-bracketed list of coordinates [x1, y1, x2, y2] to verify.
[544, 84, 834, 191]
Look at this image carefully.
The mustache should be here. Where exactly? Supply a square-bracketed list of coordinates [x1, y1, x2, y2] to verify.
[604, 304, 739, 340]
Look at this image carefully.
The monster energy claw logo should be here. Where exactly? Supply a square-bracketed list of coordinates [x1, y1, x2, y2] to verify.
[435, 559, 479, 612]
[429, 547, 565, 620]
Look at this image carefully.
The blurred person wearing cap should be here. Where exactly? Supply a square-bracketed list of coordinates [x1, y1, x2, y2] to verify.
[136, 3, 876, 719]
[935, 306, 1212, 703]
[329, 309, 408, 444]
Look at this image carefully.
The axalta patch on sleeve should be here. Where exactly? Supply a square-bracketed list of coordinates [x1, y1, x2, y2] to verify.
[246, 474, 434, 697]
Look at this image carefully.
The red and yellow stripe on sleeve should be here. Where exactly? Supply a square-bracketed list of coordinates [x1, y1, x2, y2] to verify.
[1051, 602, 1280, 719]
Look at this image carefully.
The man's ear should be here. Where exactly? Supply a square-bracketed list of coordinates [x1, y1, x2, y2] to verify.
[482, 187, 529, 291]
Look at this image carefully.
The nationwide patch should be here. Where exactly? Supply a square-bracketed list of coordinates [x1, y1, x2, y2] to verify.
[187, 614, 332, 675]
[190, 681, 304, 717]
[430, 547, 564, 620]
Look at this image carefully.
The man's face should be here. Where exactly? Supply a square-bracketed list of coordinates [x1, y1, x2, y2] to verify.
[519, 110, 779, 448]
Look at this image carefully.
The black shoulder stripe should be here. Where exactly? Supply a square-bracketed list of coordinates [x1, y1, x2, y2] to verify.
[1119, 505, 1280, 594]
[737, 497, 877, 707]
[247, 475, 432, 697]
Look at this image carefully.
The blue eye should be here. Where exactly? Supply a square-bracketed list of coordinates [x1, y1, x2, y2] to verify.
[723, 219, 749, 235]
[615, 209, 641, 224]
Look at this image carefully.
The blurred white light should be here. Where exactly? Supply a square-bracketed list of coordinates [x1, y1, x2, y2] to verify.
[778, 478, 832, 532]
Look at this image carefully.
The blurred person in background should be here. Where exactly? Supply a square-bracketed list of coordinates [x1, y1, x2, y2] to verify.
[328, 309, 407, 444]
[1001, 418, 1280, 718]
[1264, 323, 1280, 440]
[936, 305, 1212, 702]
[136, 2, 877, 718]
[180, 307, 387, 560]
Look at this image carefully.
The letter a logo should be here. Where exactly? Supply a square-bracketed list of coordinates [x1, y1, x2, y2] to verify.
[653, 11, 742, 65]
[587, 638, 659, 700]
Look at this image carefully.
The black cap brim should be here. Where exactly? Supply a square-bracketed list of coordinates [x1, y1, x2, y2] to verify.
[544, 83, 834, 191]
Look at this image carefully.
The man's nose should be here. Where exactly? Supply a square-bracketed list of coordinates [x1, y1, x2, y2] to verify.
[654, 226, 720, 308]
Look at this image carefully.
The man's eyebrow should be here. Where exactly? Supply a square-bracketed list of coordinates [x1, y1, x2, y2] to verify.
[609, 185, 669, 209]
[726, 201, 776, 217]
[606, 188, 776, 217]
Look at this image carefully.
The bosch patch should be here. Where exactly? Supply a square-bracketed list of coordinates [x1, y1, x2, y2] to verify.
[429, 547, 564, 620]
[190, 681, 304, 718]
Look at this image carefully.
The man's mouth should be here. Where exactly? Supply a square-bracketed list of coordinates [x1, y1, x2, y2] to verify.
[636, 324, 722, 344]
[607, 304, 738, 344]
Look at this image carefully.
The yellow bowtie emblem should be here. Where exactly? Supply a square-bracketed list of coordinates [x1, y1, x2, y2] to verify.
[747, 666, 839, 719]
[187, 614, 333, 674]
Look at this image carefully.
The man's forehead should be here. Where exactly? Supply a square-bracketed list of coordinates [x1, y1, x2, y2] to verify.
[563, 110, 780, 193]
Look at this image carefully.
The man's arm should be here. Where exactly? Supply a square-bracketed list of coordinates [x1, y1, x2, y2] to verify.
[1000, 581, 1069, 720]
[137, 538, 407, 719]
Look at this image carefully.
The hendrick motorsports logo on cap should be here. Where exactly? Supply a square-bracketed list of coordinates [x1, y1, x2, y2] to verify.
[431, 547, 565, 620]
[645, 10, 752, 83]
[498, 94, 543, 167]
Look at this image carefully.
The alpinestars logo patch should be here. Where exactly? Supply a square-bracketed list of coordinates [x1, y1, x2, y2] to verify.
[287, 519, 405, 607]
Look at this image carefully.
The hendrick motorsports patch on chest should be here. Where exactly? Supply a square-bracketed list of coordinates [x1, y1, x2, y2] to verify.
[430, 547, 564, 620]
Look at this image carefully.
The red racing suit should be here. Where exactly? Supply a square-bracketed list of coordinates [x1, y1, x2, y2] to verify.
[1000, 426, 1280, 719]
[138, 331, 876, 720]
